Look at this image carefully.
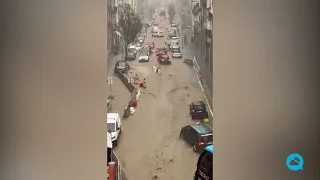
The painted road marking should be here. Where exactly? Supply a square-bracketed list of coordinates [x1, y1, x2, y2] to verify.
[193, 56, 214, 118]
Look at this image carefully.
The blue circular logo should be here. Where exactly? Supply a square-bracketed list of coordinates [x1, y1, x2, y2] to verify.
[286, 153, 304, 171]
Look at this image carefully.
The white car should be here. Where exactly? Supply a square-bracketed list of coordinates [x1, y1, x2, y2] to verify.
[172, 51, 182, 58]
[138, 52, 150, 62]
[171, 36, 178, 41]
[152, 32, 158, 37]
[107, 113, 122, 146]
[128, 45, 137, 53]
[158, 31, 164, 37]
[135, 43, 142, 52]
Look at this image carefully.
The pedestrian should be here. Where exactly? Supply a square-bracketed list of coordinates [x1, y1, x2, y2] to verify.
[107, 131, 113, 165]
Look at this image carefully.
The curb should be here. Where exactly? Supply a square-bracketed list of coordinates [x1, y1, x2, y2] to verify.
[192, 56, 214, 118]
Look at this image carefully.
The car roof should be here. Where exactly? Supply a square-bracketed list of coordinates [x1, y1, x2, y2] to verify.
[192, 101, 205, 106]
[161, 54, 168, 57]
[107, 113, 119, 120]
[190, 123, 213, 134]
[205, 145, 214, 154]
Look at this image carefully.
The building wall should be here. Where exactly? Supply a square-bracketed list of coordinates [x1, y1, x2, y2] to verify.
[191, 0, 213, 95]
[107, 0, 113, 50]
[213, 1, 319, 179]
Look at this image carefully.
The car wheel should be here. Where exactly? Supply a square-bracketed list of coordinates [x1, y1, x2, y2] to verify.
[179, 132, 183, 139]
[113, 140, 118, 147]
[193, 145, 197, 152]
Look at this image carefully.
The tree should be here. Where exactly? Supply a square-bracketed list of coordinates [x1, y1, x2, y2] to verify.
[119, 3, 142, 57]
[167, 3, 176, 23]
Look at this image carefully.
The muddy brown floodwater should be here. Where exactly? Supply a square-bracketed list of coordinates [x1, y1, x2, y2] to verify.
[112, 17, 207, 180]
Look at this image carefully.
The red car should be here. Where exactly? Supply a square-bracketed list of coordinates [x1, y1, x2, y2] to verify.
[157, 54, 171, 64]
[146, 41, 155, 48]
[155, 48, 167, 56]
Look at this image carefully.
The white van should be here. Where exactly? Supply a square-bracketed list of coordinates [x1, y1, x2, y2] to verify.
[107, 113, 122, 146]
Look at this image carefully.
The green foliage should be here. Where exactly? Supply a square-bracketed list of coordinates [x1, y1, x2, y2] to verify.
[119, 4, 142, 47]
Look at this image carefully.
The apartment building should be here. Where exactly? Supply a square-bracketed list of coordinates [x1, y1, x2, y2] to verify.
[191, 0, 213, 95]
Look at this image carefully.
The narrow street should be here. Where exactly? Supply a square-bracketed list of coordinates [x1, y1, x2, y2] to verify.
[113, 15, 208, 180]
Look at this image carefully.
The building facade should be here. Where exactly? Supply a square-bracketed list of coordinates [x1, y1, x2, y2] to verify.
[107, 0, 118, 51]
[191, 0, 213, 95]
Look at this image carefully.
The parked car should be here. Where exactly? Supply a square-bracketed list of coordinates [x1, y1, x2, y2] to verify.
[189, 101, 209, 119]
[137, 36, 144, 44]
[138, 51, 150, 62]
[157, 54, 171, 64]
[135, 43, 142, 52]
[146, 41, 155, 49]
[127, 44, 137, 53]
[171, 48, 182, 58]
[115, 60, 130, 74]
[169, 30, 176, 38]
[107, 113, 122, 147]
[170, 42, 178, 50]
[125, 51, 136, 61]
[171, 36, 179, 44]
[171, 23, 177, 27]
[179, 122, 213, 153]
[141, 47, 150, 56]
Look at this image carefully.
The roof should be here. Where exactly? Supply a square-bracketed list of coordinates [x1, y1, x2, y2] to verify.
[161, 54, 168, 58]
[190, 123, 213, 134]
[107, 113, 119, 120]
[205, 145, 214, 154]
[192, 101, 205, 106]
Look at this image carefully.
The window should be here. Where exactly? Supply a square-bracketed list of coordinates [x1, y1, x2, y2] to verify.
[107, 122, 116, 132]
[194, 105, 205, 111]
[200, 134, 213, 143]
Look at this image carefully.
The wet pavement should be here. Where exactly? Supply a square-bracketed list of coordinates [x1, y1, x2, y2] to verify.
[112, 16, 208, 180]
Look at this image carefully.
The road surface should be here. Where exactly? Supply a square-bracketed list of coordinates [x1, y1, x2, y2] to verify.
[113, 15, 208, 180]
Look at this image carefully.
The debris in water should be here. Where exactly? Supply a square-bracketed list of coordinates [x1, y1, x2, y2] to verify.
[152, 174, 158, 179]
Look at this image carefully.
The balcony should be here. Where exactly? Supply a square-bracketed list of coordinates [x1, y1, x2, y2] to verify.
[192, 3, 201, 15]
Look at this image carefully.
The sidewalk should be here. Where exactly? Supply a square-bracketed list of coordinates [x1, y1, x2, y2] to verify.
[181, 37, 214, 119]
[108, 77, 131, 115]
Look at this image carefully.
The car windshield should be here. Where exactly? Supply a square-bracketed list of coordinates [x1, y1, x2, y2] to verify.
[128, 52, 134, 56]
[172, 49, 180, 53]
[117, 61, 126, 68]
[194, 105, 205, 110]
[107, 122, 116, 132]
[200, 134, 213, 143]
